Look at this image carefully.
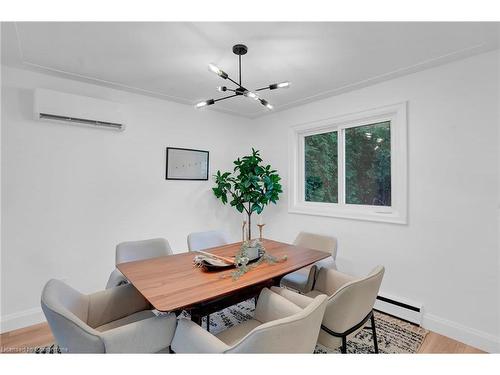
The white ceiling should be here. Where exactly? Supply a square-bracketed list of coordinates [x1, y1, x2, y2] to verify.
[2, 22, 499, 118]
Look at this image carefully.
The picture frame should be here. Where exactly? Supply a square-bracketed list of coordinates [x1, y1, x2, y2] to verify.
[165, 147, 209, 181]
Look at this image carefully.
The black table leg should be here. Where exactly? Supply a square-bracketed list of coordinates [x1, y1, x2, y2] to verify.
[191, 313, 202, 325]
[186, 279, 276, 328]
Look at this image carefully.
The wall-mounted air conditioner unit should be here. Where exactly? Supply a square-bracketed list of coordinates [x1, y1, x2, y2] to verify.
[34, 88, 125, 131]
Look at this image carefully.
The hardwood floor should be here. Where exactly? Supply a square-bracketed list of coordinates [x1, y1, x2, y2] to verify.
[0, 323, 54, 353]
[0, 322, 485, 353]
[418, 331, 484, 353]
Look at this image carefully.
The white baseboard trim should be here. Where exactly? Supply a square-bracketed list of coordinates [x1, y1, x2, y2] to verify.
[422, 313, 500, 353]
[0, 307, 46, 334]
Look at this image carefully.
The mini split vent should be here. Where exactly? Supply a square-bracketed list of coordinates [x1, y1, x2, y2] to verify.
[39, 113, 124, 130]
[34, 89, 125, 131]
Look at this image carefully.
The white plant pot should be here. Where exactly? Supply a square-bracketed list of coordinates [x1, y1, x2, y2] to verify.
[246, 246, 260, 261]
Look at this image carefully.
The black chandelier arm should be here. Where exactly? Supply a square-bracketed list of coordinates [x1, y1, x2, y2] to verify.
[224, 75, 241, 88]
[217, 87, 237, 93]
[211, 65, 242, 88]
[222, 82, 250, 93]
[211, 59, 245, 89]
[213, 94, 239, 103]
[255, 86, 271, 92]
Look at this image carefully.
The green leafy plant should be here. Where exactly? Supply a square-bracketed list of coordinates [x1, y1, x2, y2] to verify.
[212, 148, 282, 239]
[230, 240, 287, 280]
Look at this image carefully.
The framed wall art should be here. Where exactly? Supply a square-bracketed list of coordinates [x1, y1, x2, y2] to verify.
[165, 147, 209, 181]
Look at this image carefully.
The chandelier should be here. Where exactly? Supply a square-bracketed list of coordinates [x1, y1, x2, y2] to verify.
[196, 44, 290, 110]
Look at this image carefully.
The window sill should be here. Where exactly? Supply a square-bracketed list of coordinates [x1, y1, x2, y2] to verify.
[288, 204, 407, 224]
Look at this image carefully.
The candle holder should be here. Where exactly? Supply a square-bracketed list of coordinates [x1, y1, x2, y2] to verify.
[257, 223, 266, 241]
[242, 220, 247, 242]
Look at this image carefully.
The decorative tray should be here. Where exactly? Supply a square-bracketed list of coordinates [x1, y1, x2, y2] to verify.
[193, 251, 262, 271]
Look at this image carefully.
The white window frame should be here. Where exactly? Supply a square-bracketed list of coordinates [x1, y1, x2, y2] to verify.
[288, 102, 408, 224]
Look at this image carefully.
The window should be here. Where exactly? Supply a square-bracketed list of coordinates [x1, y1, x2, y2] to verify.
[304, 130, 338, 203]
[289, 103, 407, 224]
[345, 121, 391, 206]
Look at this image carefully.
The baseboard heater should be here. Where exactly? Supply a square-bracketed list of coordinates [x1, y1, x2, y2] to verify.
[374, 293, 423, 325]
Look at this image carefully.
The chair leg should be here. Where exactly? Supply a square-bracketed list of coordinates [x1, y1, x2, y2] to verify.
[341, 336, 347, 353]
[206, 314, 210, 332]
[370, 313, 379, 354]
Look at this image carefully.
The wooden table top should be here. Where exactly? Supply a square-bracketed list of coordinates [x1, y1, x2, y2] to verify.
[117, 239, 330, 312]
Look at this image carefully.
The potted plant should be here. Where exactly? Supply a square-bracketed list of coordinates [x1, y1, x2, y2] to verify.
[212, 148, 282, 243]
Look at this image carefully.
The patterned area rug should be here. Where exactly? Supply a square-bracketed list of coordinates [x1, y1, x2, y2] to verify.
[36, 299, 428, 354]
[181, 299, 428, 354]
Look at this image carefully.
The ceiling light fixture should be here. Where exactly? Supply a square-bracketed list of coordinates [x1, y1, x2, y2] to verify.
[196, 44, 290, 111]
[268, 82, 291, 90]
[244, 91, 259, 100]
[195, 99, 215, 108]
[208, 63, 228, 79]
[260, 99, 273, 110]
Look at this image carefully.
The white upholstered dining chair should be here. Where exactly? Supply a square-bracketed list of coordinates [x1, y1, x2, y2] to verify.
[187, 230, 230, 252]
[106, 238, 173, 289]
[41, 279, 177, 353]
[274, 265, 384, 353]
[171, 287, 328, 353]
[280, 232, 338, 294]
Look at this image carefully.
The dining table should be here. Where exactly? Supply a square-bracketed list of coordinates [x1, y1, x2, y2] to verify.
[117, 238, 330, 325]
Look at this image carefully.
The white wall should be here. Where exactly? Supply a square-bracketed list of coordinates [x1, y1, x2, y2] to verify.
[252, 51, 500, 352]
[0, 66, 253, 332]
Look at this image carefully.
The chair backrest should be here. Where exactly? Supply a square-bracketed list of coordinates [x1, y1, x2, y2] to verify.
[116, 238, 172, 265]
[227, 293, 328, 353]
[41, 279, 104, 353]
[187, 230, 230, 252]
[294, 232, 338, 259]
[319, 266, 385, 334]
